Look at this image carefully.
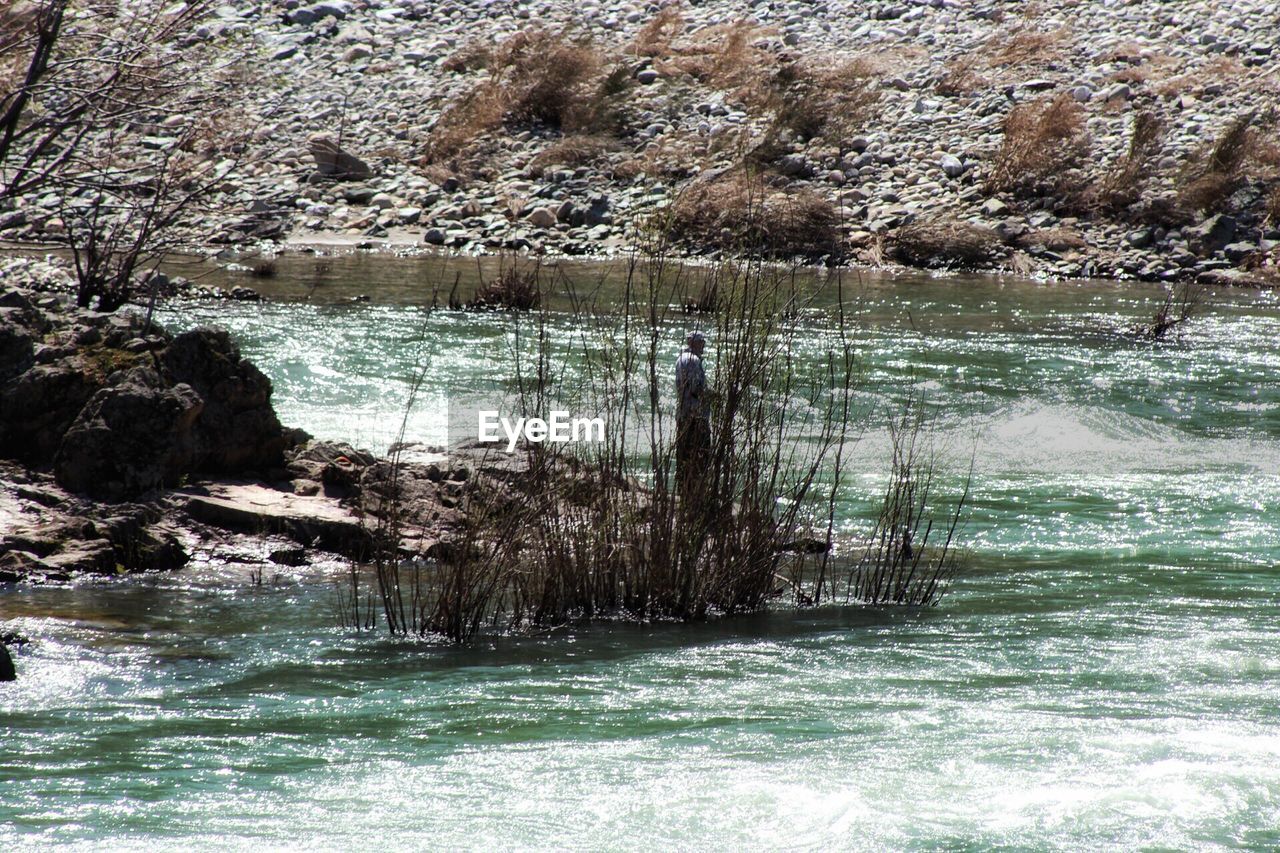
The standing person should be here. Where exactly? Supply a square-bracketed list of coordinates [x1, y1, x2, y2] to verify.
[675, 331, 710, 494]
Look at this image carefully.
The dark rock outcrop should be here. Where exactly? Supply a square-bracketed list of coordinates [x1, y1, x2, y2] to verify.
[0, 461, 190, 582]
[160, 327, 288, 474]
[0, 288, 294, 500]
[0, 363, 97, 462]
[55, 368, 203, 500]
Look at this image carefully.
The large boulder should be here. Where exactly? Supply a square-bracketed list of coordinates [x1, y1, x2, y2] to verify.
[160, 327, 288, 473]
[0, 364, 97, 462]
[54, 368, 203, 500]
[1, 287, 292, 499]
[307, 134, 372, 181]
[1186, 213, 1237, 254]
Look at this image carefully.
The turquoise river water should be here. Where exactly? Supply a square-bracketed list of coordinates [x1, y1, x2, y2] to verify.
[2, 255, 1279, 850]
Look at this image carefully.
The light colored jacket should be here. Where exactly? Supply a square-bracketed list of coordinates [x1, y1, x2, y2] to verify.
[675, 349, 707, 421]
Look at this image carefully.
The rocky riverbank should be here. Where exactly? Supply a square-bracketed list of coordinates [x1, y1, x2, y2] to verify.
[0, 279, 513, 585]
[3, 0, 1279, 285]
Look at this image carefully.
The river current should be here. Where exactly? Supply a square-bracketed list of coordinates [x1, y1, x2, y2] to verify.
[3, 256, 1278, 849]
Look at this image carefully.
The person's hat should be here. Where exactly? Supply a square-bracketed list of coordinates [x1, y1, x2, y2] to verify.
[686, 331, 706, 343]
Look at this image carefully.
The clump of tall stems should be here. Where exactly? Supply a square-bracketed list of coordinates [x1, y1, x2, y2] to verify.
[340, 241, 970, 642]
[849, 397, 970, 605]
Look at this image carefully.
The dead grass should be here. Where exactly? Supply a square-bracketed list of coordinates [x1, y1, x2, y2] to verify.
[957, 11, 1071, 91]
[988, 93, 1088, 197]
[767, 58, 880, 145]
[499, 29, 606, 127]
[422, 28, 629, 171]
[667, 170, 841, 257]
[420, 83, 507, 167]
[631, 129, 717, 181]
[655, 20, 776, 91]
[1177, 112, 1256, 214]
[1073, 110, 1164, 214]
[936, 56, 988, 97]
[441, 41, 492, 74]
[631, 6, 684, 58]
[1016, 226, 1087, 252]
[1152, 56, 1269, 98]
[981, 24, 1071, 69]
[527, 133, 620, 177]
[891, 218, 1005, 268]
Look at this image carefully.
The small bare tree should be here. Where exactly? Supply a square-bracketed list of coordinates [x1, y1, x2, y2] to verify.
[1, 0, 259, 309]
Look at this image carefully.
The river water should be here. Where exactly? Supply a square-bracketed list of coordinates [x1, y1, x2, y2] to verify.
[3, 255, 1279, 849]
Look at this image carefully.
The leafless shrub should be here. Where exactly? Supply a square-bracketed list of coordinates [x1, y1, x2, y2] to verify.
[667, 170, 841, 257]
[468, 262, 541, 311]
[1, 0, 258, 310]
[340, 247, 968, 643]
[850, 398, 969, 606]
[988, 93, 1089, 197]
[1133, 282, 1202, 341]
[891, 218, 1005, 269]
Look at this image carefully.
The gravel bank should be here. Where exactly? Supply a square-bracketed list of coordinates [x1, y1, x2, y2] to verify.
[4, 0, 1279, 284]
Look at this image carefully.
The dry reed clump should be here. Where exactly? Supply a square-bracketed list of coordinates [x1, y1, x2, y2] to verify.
[1267, 185, 1280, 226]
[935, 56, 987, 97]
[440, 41, 492, 74]
[464, 264, 541, 311]
[420, 84, 507, 168]
[890, 218, 1005, 269]
[1014, 226, 1087, 252]
[1176, 112, 1271, 215]
[631, 6, 684, 58]
[498, 29, 604, 127]
[667, 171, 841, 258]
[653, 19, 775, 91]
[987, 93, 1088, 197]
[979, 20, 1071, 70]
[1071, 110, 1164, 214]
[648, 17, 880, 150]
[766, 58, 881, 145]
[422, 28, 629, 169]
[936, 17, 1066, 95]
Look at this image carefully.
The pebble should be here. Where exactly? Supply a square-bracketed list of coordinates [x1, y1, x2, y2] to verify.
[940, 154, 965, 178]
